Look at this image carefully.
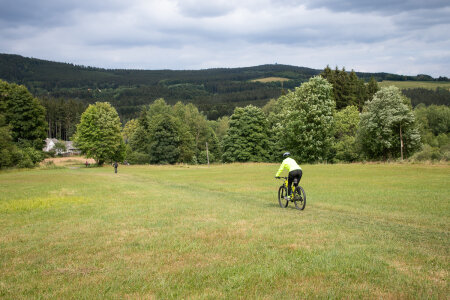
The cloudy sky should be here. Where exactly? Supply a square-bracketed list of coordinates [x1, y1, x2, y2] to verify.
[1, 0, 449, 77]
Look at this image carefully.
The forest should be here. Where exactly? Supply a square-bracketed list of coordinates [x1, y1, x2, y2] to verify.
[0, 54, 449, 168]
[1, 53, 448, 125]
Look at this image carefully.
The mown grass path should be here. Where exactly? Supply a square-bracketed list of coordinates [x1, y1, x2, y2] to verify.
[0, 163, 448, 298]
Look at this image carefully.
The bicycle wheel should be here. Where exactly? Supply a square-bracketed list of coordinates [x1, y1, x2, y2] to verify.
[293, 186, 306, 210]
[278, 186, 289, 208]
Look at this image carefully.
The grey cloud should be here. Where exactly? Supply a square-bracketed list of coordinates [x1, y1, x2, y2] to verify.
[176, 1, 236, 18]
[393, 8, 450, 29]
[0, 0, 126, 26]
[0, 0, 449, 76]
[303, 0, 450, 14]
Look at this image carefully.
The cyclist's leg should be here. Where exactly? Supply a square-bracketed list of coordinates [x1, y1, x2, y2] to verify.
[288, 171, 294, 195]
[295, 169, 303, 186]
[291, 169, 302, 191]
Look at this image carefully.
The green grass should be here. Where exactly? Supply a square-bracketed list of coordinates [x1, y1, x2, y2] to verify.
[379, 80, 450, 90]
[0, 163, 449, 298]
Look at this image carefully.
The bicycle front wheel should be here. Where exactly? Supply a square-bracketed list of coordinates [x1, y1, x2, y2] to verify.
[278, 186, 288, 208]
[293, 186, 306, 210]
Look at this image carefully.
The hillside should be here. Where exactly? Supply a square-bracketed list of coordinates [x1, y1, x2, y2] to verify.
[0, 54, 448, 120]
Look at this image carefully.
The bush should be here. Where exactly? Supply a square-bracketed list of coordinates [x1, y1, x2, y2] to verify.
[127, 151, 151, 165]
[332, 136, 359, 162]
[16, 149, 35, 168]
[23, 147, 44, 164]
[410, 145, 441, 161]
[44, 150, 56, 158]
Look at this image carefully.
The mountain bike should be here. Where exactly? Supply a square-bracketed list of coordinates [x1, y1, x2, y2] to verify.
[276, 177, 306, 210]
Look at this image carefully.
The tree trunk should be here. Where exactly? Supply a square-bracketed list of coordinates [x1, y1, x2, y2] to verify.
[206, 142, 210, 166]
[400, 124, 403, 161]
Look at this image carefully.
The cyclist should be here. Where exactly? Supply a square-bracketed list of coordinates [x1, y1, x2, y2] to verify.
[275, 152, 302, 200]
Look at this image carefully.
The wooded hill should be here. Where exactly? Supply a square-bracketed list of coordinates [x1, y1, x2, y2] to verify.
[0, 53, 448, 120]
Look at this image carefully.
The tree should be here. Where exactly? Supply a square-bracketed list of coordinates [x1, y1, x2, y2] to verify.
[0, 114, 20, 168]
[367, 77, 379, 101]
[412, 104, 450, 161]
[122, 119, 139, 144]
[357, 86, 421, 160]
[40, 97, 86, 140]
[222, 105, 271, 162]
[73, 102, 125, 165]
[214, 116, 229, 143]
[149, 115, 180, 164]
[0, 80, 47, 150]
[273, 76, 335, 163]
[321, 67, 376, 112]
[334, 105, 360, 139]
[332, 105, 360, 162]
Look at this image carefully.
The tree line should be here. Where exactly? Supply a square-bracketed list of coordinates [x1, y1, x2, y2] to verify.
[1, 67, 448, 169]
[74, 73, 448, 166]
[402, 88, 450, 107]
[39, 97, 86, 140]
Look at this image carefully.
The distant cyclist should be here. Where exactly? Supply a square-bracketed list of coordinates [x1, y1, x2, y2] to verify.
[275, 152, 302, 200]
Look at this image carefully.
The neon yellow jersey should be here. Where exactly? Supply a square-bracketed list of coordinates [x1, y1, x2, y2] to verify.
[275, 157, 301, 177]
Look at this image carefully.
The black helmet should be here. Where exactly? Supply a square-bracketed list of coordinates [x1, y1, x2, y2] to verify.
[283, 152, 290, 158]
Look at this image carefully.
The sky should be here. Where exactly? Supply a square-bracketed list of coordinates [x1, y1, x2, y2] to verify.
[0, 0, 449, 77]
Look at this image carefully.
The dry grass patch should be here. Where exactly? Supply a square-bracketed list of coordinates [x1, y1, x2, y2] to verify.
[251, 77, 290, 83]
[41, 156, 95, 166]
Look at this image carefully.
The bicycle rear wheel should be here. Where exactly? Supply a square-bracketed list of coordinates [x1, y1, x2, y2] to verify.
[293, 186, 306, 210]
[278, 186, 289, 208]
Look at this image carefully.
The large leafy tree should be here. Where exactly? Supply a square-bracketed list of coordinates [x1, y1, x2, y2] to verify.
[357, 86, 421, 160]
[274, 76, 335, 163]
[222, 105, 271, 162]
[0, 114, 19, 168]
[0, 80, 47, 149]
[73, 102, 125, 165]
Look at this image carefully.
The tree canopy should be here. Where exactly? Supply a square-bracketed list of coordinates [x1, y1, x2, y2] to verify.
[0, 80, 47, 150]
[273, 76, 335, 163]
[222, 105, 271, 162]
[358, 86, 421, 160]
[73, 102, 125, 165]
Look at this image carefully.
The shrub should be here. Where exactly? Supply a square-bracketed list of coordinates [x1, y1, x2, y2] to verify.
[410, 145, 441, 161]
[127, 151, 151, 165]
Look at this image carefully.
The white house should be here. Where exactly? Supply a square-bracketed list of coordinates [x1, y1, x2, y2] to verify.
[43, 138, 57, 152]
[43, 138, 80, 155]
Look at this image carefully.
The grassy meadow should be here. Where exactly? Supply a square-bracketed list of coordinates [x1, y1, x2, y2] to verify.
[379, 80, 450, 90]
[0, 161, 449, 298]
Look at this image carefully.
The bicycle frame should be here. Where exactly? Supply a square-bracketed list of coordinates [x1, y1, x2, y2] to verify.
[276, 176, 306, 210]
[278, 176, 298, 194]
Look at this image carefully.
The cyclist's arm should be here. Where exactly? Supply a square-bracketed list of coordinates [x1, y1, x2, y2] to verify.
[275, 162, 287, 177]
